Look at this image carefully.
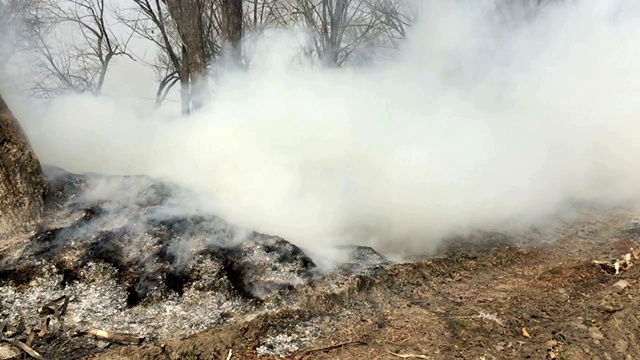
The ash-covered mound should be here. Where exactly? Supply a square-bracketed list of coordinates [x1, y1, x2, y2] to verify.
[0, 166, 343, 344]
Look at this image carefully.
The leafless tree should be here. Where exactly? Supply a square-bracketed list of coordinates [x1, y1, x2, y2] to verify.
[369, 0, 416, 50]
[163, 0, 209, 113]
[30, 0, 136, 97]
[244, 0, 290, 31]
[291, 0, 412, 67]
[221, 0, 243, 64]
[124, 0, 217, 113]
[123, 0, 245, 112]
[119, 0, 183, 108]
[490, 0, 565, 25]
[0, 0, 41, 66]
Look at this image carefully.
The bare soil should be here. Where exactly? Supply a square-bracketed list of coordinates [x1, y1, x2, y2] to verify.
[90, 209, 640, 360]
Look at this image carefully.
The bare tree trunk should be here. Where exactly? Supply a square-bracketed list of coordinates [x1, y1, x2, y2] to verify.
[321, 0, 347, 67]
[0, 93, 48, 236]
[166, 0, 209, 112]
[179, 78, 191, 115]
[182, 0, 207, 110]
[179, 44, 192, 115]
[221, 0, 243, 65]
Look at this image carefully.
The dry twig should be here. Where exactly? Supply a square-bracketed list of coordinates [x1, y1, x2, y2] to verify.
[387, 350, 432, 359]
[296, 340, 366, 359]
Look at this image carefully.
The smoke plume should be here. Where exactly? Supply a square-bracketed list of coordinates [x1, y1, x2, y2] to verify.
[8, 0, 640, 256]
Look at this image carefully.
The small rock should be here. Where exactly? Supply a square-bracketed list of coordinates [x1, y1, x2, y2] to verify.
[589, 327, 604, 341]
[613, 280, 630, 293]
[615, 339, 629, 353]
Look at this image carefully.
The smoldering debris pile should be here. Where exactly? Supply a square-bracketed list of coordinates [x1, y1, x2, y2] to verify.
[0, 166, 388, 358]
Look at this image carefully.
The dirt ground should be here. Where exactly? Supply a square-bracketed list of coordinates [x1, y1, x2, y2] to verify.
[83, 208, 640, 360]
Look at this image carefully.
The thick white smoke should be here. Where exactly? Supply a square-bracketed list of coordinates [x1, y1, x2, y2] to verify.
[10, 0, 640, 256]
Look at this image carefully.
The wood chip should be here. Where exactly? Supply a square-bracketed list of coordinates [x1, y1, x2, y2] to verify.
[614, 279, 630, 293]
[522, 327, 532, 339]
[37, 318, 50, 338]
[26, 329, 36, 347]
[87, 329, 144, 344]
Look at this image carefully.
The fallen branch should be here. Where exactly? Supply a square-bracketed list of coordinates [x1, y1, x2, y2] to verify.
[2, 338, 44, 359]
[87, 329, 145, 344]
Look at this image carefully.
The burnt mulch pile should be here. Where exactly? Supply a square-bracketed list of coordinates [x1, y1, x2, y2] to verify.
[2, 166, 640, 359]
[0, 166, 386, 359]
[96, 210, 640, 360]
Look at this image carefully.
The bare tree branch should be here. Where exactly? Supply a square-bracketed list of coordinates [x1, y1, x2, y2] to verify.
[28, 0, 137, 97]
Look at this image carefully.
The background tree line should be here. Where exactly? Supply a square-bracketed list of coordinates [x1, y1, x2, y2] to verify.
[0, 0, 563, 114]
[0, 0, 422, 115]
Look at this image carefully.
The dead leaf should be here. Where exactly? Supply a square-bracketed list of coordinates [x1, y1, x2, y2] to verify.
[522, 327, 532, 339]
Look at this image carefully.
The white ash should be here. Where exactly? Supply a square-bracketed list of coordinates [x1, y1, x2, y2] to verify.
[0, 167, 387, 357]
[255, 322, 325, 358]
[0, 260, 252, 340]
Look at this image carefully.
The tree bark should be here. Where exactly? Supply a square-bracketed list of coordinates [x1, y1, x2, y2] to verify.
[179, 44, 192, 115]
[165, 0, 209, 113]
[221, 0, 243, 65]
[0, 93, 48, 236]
